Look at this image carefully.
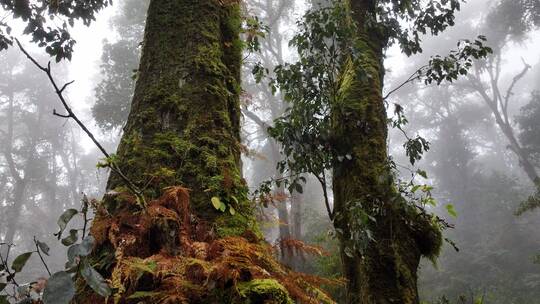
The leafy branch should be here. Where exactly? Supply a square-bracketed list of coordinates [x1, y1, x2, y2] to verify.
[383, 35, 493, 100]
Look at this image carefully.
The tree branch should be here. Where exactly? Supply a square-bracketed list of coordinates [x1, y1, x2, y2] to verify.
[383, 67, 424, 100]
[15, 39, 146, 207]
[242, 106, 270, 131]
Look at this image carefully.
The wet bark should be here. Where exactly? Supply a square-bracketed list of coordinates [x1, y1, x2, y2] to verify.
[331, 1, 441, 303]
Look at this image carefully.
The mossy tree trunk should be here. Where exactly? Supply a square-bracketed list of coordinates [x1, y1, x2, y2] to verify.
[107, 0, 251, 234]
[331, 1, 441, 303]
[79, 1, 303, 303]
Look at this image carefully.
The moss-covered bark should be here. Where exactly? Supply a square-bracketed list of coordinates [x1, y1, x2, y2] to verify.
[107, 0, 251, 235]
[75, 1, 322, 302]
[331, 1, 442, 303]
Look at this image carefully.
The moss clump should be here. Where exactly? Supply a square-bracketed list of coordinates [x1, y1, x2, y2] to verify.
[238, 279, 294, 304]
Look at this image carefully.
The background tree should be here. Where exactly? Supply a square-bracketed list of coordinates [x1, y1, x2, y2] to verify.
[264, 0, 493, 302]
[382, 0, 540, 301]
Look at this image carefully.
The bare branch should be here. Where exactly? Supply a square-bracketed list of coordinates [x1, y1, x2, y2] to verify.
[242, 106, 270, 131]
[383, 67, 425, 100]
[53, 109, 71, 118]
[503, 59, 530, 119]
[60, 80, 75, 93]
[15, 39, 146, 207]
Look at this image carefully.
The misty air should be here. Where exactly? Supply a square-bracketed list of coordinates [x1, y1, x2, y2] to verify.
[0, 0, 539, 303]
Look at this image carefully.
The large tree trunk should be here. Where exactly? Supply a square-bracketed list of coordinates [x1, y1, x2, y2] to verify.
[78, 1, 317, 303]
[108, 0, 245, 216]
[290, 188, 303, 241]
[331, 1, 441, 303]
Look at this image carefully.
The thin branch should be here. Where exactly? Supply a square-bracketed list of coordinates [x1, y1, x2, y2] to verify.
[52, 109, 71, 118]
[0, 243, 20, 287]
[60, 80, 75, 93]
[242, 106, 270, 131]
[15, 39, 146, 207]
[383, 67, 425, 100]
[16, 39, 110, 159]
[503, 59, 530, 120]
[33, 236, 51, 276]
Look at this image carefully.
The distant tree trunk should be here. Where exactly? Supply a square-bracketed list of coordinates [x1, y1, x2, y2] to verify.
[2, 179, 26, 246]
[2, 94, 27, 249]
[80, 0, 296, 302]
[290, 188, 303, 240]
[331, 1, 441, 303]
[470, 60, 540, 186]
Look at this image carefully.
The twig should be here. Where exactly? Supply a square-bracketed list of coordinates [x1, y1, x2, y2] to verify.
[383, 67, 425, 100]
[0, 243, 20, 287]
[15, 39, 146, 207]
[33, 237, 51, 276]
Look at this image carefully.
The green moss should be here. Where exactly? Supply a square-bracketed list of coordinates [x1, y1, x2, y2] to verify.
[237, 279, 294, 304]
[103, 1, 253, 236]
[329, 4, 443, 302]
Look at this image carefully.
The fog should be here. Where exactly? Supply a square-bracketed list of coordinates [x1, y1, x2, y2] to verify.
[0, 0, 539, 303]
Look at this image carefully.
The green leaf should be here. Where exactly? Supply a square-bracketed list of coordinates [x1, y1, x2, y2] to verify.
[219, 201, 227, 212]
[445, 204, 458, 218]
[229, 206, 236, 215]
[61, 229, 79, 246]
[43, 271, 75, 304]
[37, 240, 50, 256]
[55, 209, 78, 239]
[11, 252, 33, 273]
[81, 262, 111, 297]
[67, 236, 95, 266]
[78, 236, 95, 256]
[417, 169, 428, 179]
[211, 197, 221, 210]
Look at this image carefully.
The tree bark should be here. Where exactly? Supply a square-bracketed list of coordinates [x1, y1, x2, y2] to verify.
[80, 1, 299, 302]
[107, 0, 250, 232]
[331, 1, 441, 303]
